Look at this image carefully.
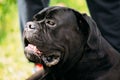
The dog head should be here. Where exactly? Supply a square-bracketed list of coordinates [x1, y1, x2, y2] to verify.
[23, 6, 100, 68]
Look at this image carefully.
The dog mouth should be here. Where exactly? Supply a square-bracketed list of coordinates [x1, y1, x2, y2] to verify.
[24, 38, 61, 67]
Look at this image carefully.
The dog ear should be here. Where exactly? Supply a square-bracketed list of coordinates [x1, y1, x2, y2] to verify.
[72, 10, 101, 50]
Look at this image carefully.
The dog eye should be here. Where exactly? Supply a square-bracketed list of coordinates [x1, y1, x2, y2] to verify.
[45, 20, 56, 27]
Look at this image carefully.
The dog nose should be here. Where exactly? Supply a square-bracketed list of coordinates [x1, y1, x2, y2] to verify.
[25, 22, 36, 30]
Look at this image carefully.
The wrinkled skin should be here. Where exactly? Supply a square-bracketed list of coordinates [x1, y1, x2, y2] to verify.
[23, 6, 120, 80]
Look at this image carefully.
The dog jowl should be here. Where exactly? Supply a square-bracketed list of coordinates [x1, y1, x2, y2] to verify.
[23, 6, 120, 80]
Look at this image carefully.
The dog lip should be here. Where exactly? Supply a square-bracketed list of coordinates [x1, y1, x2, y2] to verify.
[24, 38, 29, 47]
[24, 38, 42, 55]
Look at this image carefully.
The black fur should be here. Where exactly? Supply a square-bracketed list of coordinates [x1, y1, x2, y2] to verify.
[24, 6, 120, 80]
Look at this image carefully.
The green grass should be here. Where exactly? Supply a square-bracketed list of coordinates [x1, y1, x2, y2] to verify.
[0, 0, 89, 80]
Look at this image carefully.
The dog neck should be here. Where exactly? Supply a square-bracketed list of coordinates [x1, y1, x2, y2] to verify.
[68, 37, 120, 80]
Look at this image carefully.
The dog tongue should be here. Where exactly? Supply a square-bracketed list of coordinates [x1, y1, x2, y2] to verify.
[27, 44, 41, 54]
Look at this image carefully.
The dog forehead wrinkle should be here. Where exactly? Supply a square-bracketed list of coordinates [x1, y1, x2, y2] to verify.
[48, 11, 78, 29]
[34, 6, 62, 20]
[33, 7, 56, 19]
[43, 7, 70, 18]
[45, 6, 69, 14]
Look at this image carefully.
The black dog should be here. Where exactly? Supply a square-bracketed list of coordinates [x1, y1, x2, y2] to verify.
[23, 6, 120, 80]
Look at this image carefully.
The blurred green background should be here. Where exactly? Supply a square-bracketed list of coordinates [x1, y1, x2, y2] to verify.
[0, 0, 89, 80]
